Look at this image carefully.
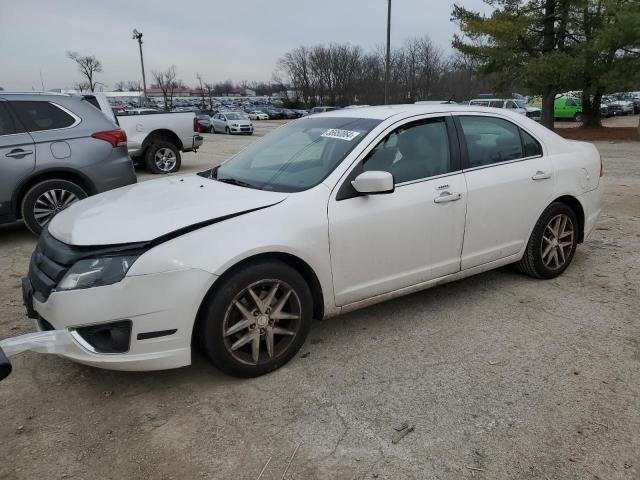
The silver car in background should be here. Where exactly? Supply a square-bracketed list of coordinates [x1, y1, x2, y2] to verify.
[211, 112, 254, 135]
[0, 92, 136, 235]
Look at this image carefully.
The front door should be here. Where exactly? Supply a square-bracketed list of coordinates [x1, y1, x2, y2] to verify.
[328, 116, 468, 306]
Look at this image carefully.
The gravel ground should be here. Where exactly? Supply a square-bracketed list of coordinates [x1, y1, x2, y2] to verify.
[0, 122, 638, 480]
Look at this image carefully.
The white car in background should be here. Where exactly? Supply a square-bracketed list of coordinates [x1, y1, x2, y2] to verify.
[248, 110, 269, 120]
[211, 111, 254, 135]
[469, 98, 542, 121]
[2, 105, 602, 380]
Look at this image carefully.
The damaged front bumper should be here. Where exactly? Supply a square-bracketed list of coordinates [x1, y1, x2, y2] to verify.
[0, 330, 74, 381]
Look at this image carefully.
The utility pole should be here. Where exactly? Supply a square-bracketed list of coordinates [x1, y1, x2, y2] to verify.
[384, 0, 392, 105]
[132, 29, 147, 103]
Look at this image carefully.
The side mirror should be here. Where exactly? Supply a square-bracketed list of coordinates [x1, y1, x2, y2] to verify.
[351, 171, 395, 195]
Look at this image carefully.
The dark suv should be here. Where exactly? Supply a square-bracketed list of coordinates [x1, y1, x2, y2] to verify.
[0, 93, 136, 235]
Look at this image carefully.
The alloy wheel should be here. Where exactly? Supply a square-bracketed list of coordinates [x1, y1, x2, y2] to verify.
[154, 148, 177, 172]
[541, 213, 574, 270]
[222, 279, 302, 365]
[33, 189, 79, 227]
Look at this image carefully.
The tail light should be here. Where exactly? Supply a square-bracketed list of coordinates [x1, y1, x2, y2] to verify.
[92, 130, 127, 148]
[193, 116, 200, 132]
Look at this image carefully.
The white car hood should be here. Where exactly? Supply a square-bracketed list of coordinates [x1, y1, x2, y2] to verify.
[49, 174, 287, 246]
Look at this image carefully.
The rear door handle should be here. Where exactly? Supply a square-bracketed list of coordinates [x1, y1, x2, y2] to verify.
[532, 171, 551, 180]
[434, 191, 462, 204]
[5, 149, 33, 159]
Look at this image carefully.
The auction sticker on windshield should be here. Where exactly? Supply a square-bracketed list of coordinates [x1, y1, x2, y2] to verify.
[321, 129, 361, 141]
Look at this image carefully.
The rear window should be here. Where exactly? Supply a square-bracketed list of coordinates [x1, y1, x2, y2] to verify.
[0, 103, 25, 135]
[9, 101, 77, 132]
[83, 96, 101, 110]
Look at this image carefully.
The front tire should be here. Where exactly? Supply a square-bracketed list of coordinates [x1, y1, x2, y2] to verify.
[198, 261, 313, 377]
[225, 126, 231, 135]
[21, 179, 87, 235]
[574, 112, 584, 123]
[145, 141, 181, 174]
[517, 202, 579, 279]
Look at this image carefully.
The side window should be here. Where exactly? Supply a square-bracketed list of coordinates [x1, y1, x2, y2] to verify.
[521, 129, 542, 157]
[363, 118, 451, 184]
[489, 100, 504, 108]
[0, 103, 25, 135]
[10, 101, 77, 132]
[566, 99, 577, 107]
[459, 116, 523, 168]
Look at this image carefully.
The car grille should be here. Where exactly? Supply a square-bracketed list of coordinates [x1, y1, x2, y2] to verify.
[28, 230, 75, 301]
[240, 126, 251, 131]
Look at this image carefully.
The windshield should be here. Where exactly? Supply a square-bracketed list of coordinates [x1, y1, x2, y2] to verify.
[225, 112, 246, 120]
[206, 117, 381, 192]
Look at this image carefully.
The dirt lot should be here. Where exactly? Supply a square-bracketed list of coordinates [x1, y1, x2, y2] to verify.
[0, 121, 639, 480]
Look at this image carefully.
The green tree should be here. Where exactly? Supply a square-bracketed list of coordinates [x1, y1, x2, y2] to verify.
[574, 0, 640, 127]
[452, 0, 580, 129]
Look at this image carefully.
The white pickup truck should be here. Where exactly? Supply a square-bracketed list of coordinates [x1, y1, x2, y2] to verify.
[82, 93, 204, 174]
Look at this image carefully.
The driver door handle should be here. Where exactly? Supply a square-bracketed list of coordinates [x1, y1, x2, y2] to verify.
[532, 171, 551, 180]
[5, 149, 33, 159]
[434, 191, 462, 204]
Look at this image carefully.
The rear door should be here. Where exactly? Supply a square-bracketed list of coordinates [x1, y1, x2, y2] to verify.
[454, 113, 554, 269]
[0, 101, 35, 218]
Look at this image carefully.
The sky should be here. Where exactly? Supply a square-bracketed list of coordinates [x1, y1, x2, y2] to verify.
[0, 0, 492, 91]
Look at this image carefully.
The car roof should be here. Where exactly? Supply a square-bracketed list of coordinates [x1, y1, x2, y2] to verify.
[313, 104, 526, 120]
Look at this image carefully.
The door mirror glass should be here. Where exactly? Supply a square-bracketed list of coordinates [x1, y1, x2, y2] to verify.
[351, 171, 395, 195]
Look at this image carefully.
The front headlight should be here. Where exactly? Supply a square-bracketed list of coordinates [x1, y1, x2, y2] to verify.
[57, 255, 139, 291]
[231, 123, 239, 127]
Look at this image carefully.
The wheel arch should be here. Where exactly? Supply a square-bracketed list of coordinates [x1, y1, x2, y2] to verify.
[552, 194, 585, 242]
[12, 169, 96, 218]
[192, 251, 326, 346]
[142, 129, 184, 153]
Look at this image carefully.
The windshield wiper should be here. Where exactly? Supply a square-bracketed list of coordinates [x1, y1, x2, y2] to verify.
[217, 177, 258, 189]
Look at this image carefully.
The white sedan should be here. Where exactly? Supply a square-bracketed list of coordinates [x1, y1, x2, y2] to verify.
[248, 110, 269, 120]
[3, 105, 603, 379]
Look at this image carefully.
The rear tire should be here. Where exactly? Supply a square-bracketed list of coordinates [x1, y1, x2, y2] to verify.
[21, 179, 87, 235]
[517, 202, 579, 279]
[198, 260, 313, 377]
[145, 140, 181, 174]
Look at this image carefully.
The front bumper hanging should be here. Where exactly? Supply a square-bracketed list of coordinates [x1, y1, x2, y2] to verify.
[0, 330, 74, 381]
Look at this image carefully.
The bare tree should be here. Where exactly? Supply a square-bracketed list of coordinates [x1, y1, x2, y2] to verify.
[203, 82, 216, 109]
[66, 51, 103, 92]
[195, 73, 207, 109]
[114, 80, 127, 91]
[152, 66, 179, 111]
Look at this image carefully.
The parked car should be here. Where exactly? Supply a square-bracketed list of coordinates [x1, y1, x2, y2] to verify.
[310, 106, 338, 114]
[83, 93, 203, 174]
[281, 109, 298, 119]
[553, 96, 583, 122]
[600, 104, 611, 118]
[248, 110, 269, 120]
[211, 112, 254, 135]
[469, 98, 541, 121]
[196, 113, 212, 133]
[3, 105, 602, 380]
[0, 92, 136, 235]
[266, 109, 284, 120]
[609, 100, 634, 115]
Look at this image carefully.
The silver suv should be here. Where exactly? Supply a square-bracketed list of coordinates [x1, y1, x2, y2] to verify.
[0, 93, 136, 235]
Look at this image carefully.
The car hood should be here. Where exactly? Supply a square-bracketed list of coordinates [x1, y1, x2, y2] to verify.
[48, 174, 287, 246]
